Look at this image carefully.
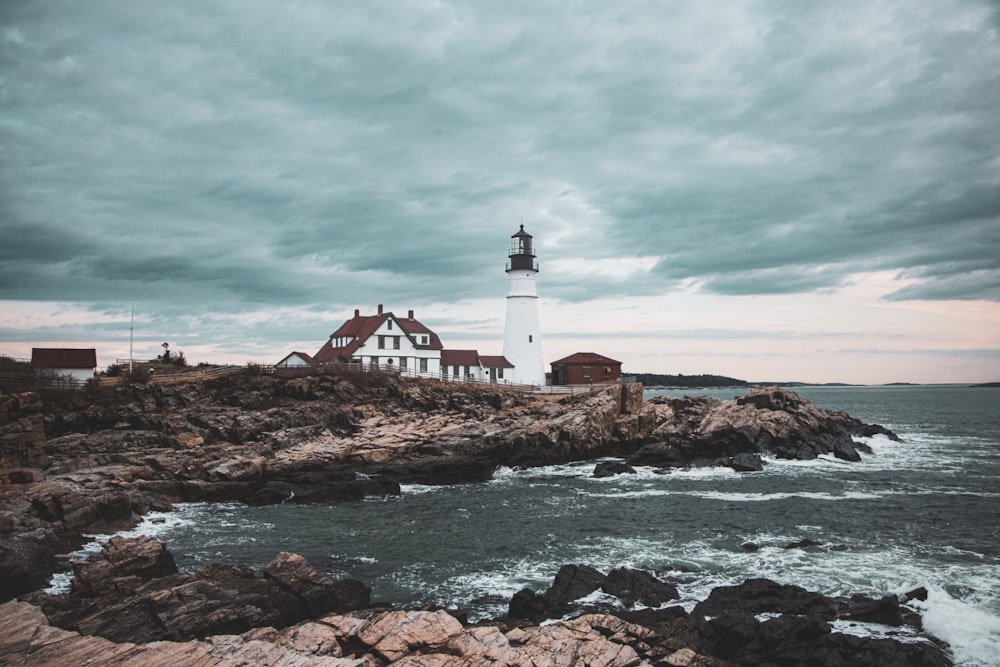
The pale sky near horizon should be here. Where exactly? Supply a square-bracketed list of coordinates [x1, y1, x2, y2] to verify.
[2, 1, 999, 384]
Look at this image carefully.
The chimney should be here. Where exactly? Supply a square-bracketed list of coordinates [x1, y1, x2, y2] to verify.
[377, 304, 384, 315]
[354, 309, 360, 318]
[408, 310, 414, 320]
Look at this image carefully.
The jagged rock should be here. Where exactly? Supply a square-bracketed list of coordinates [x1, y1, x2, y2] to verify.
[840, 593, 909, 626]
[356, 609, 465, 662]
[71, 535, 177, 596]
[693, 578, 838, 618]
[725, 452, 764, 472]
[264, 551, 371, 617]
[543, 563, 606, 606]
[593, 460, 637, 477]
[507, 588, 549, 623]
[601, 567, 679, 608]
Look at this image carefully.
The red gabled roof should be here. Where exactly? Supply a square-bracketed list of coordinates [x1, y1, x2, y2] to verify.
[480, 355, 514, 368]
[397, 317, 443, 350]
[441, 349, 480, 366]
[31, 348, 97, 369]
[314, 309, 444, 362]
[551, 352, 622, 366]
[278, 351, 313, 365]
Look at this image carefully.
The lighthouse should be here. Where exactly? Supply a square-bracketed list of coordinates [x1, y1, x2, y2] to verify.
[502, 225, 546, 386]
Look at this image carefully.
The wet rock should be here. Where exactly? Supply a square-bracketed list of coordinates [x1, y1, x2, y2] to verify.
[543, 563, 606, 606]
[601, 567, 679, 608]
[726, 452, 764, 472]
[840, 593, 909, 626]
[593, 460, 637, 477]
[693, 578, 838, 619]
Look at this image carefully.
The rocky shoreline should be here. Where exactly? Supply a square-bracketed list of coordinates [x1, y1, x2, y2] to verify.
[1, 369, 950, 665]
[2, 535, 951, 666]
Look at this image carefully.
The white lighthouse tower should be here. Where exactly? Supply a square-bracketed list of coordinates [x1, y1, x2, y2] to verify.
[502, 225, 546, 386]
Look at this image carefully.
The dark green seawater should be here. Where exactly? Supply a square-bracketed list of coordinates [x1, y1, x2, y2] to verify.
[64, 385, 1000, 665]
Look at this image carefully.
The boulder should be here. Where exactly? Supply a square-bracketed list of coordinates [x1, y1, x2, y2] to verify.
[542, 563, 606, 606]
[693, 578, 837, 619]
[264, 551, 371, 617]
[594, 460, 637, 477]
[71, 535, 177, 597]
[601, 567, 679, 608]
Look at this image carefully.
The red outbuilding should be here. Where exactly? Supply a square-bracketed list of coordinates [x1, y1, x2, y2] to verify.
[550, 352, 622, 385]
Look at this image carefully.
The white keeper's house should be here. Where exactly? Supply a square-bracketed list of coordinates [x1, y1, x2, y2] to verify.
[278, 225, 553, 386]
[278, 305, 516, 383]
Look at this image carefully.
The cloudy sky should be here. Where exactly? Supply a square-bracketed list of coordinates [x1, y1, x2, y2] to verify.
[2, 1, 998, 384]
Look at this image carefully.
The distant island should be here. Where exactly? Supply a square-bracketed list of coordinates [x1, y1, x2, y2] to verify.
[972, 381, 1000, 388]
[630, 373, 751, 388]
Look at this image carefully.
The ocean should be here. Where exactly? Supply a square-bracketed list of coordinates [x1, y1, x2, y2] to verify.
[60, 385, 1000, 666]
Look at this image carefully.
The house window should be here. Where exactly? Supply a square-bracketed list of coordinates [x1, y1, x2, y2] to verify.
[453, 365, 460, 377]
[497, 368, 504, 379]
[464, 365, 470, 377]
[421, 335, 429, 345]
[393, 337, 400, 350]
[378, 336, 386, 349]
[387, 320, 393, 330]
[583, 366, 591, 378]
[399, 357, 407, 370]
[604, 367, 611, 376]
[370, 356, 379, 365]
[419, 358, 428, 372]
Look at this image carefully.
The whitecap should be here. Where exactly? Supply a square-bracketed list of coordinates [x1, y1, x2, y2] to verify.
[909, 587, 1000, 667]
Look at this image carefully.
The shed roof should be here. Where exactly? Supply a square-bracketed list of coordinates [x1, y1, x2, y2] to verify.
[278, 351, 314, 365]
[480, 355, 514, 368]
[441, 349, 481, 366]
[550, 352, 622, 366]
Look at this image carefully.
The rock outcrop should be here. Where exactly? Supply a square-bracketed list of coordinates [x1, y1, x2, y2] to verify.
[25, 537, 371, 644]
[0, 539, 952, 666]
[1, 370, 897, 602]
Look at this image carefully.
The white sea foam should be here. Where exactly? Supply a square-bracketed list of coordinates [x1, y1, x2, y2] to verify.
[910, 587, 1000, 667]
[399, 483, 444, 495]
[686, 490, 884, 502]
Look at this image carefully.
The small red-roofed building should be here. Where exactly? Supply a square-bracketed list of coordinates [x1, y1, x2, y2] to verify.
[31, 348, 97, 385]
[480, 355, 515, 383]
[276, 351, 313, 368]
[550, 352, 622, 386]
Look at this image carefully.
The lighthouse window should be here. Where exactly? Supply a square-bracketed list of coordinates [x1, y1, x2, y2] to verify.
[528, 335, 533, 343]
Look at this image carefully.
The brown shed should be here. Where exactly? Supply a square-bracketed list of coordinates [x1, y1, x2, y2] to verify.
[550, 352, 622, 385]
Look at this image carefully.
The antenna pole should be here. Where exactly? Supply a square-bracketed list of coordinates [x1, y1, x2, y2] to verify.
[129, 301, 134, 375]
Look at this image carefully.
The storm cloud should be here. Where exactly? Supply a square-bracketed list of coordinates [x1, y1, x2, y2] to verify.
[2, 1, 998, 381]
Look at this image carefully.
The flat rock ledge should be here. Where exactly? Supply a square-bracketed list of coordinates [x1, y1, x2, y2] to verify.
[1, 537, 953, 667]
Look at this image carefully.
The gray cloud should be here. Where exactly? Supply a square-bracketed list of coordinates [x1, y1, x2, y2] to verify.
[2, 0, 998, 359]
